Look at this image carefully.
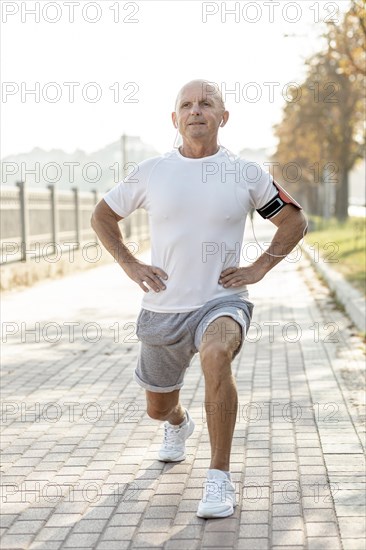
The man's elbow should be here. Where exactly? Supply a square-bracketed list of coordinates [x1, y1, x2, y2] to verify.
[90, 202, 104, 229]
[296, 211, 308, 239]
[90, 210, 97, 229]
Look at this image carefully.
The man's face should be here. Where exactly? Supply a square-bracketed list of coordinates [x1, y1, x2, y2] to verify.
[172, 83, 227, 140]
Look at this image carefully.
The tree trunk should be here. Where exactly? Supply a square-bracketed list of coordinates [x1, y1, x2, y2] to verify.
[334, 166, 349, 220]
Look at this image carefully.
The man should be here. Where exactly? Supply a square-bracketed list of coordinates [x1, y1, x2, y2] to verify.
[91, 79, 307, 519]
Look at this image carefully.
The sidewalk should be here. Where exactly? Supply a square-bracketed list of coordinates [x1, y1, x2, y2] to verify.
[1, 236, 365, 549]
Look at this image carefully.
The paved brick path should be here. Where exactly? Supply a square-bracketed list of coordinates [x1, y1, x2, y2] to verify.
[1, 227, 365, 549]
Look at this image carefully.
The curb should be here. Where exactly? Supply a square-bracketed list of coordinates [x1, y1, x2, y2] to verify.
[302, 243, 365, 333]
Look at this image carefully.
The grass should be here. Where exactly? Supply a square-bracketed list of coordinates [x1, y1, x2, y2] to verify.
[305, 216, 366, 296]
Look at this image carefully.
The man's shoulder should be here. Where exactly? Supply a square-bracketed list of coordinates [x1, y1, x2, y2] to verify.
[219, 147, 259, 169]
[136, 150, 177, 170]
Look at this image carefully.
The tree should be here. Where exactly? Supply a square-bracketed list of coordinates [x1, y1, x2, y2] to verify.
[272, 1, 365, 220]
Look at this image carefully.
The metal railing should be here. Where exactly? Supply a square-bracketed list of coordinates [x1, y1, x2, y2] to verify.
[0, 181, 149, 264]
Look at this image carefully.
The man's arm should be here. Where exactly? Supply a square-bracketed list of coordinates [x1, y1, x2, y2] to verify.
[90, 199, 168, 293]
[219, 204, 308, 287]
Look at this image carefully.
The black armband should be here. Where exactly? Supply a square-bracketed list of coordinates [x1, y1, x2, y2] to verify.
[256, 180, 302, 219]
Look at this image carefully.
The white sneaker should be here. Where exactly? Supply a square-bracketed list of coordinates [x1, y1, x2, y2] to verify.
[197, 469, 236, 518]
[158, 409, 195, 462]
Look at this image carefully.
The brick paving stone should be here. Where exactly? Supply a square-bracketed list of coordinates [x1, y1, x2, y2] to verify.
[298, 456, 324, 465]
[116, 500, 148, 514]
[63, 533, 100, 547]
[302, 496, 335, 509]
[128, 532, 166, 547]
[144, 506, 178, 519]
[272, 503, 302, 516]
[0, 515, 17, 528]
[155, 483, 185, 495]
[342, 539, 366, 550]
[177, 500, 198, 513]
[246, 449, 270, 458]
[173, 512, 202, 525]
[6, 520, 45, 534]
[32, 526, 72, 540]
[237, 539, 270, 550]
[240, 511, 270, 524]
[243, 474, 270, 485]
[201, 530, 236, 547]
[95, 542, 130, 550]
[334, 504, 366, 517]
[44, 513, 82, 527]
[164, 540, 201, 550]
[72, 518, 109, 533]
[272, 529, 305, 545]
[272, 491, 301, 505]
[306, 521, 339, 537]
[300, 475, 328, 486]
[272, 453, 297, 461]
[100, 525, 137, 540]
[241, 498, 270, 512]
[272, 516, 304, 530]
[204, 517, 237, 531]
[136, 518, 173, 532]
[0, 533, 35, 548]
[303, 509, 337, 523]
[167, 524, 203, 538]
[272, 471, 300, 481]
[239, 523, 269, 538]
[307, 538, 342, 550]
[338, 516, 366, 538]
[29, 542, 63, 550]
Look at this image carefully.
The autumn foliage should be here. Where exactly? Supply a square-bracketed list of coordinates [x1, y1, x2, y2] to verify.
[273, 0, 365, 220]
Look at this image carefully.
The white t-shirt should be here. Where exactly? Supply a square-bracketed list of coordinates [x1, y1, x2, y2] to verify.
[103, 146, 278, 312]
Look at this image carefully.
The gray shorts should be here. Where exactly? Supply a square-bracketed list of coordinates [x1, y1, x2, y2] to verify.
[134, 294, 254, 393]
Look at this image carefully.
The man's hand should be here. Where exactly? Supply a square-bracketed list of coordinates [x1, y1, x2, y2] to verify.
[219, 205, 307, 289]
[219, 265, 266, 287]
[122, 259, 168, 293]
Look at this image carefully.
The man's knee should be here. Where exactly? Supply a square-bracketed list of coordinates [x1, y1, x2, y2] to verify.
[200, 317, 241, 367]
[200, 340, 233, 368]
[146, 390, 179, 420]
[200, 340, 236, 394]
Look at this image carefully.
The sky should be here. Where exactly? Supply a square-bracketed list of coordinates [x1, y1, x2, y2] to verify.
[1, 0, 351, 158]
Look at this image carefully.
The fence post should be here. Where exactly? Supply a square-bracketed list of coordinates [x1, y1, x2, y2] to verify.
[47, 184, 59, 255]
[91, 189, 99, 245]
[121, 133, 131, 239]
[72, 187, 80, 249]
[92, 189, 99, 205]
[15, 180, 29, 262]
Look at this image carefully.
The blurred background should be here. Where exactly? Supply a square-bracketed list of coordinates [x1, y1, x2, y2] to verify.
[1, 0, 365, 294]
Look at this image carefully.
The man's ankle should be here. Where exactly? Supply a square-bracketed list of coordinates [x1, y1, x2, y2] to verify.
[168, 408, 187, 427]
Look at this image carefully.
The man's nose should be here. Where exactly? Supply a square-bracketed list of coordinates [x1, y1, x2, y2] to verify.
[190, 103, 202, 115]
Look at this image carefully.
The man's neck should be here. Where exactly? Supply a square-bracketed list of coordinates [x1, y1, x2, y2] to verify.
[179, 142, 220, 159]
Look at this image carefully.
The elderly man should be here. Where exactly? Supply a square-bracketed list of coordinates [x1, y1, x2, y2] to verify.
[91, 79, 307, 518]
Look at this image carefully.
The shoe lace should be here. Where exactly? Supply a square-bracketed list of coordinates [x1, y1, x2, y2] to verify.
[163, 424, 181, 448]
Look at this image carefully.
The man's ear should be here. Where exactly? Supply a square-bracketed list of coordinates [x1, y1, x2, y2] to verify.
[172, 112, 178, 128]
[220, 110, 229, 127]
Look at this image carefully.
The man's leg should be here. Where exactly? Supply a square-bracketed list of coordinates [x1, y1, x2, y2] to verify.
[146, 389, 195, 462]
[145, 389, 186, 425]
[199, 316, 242, 472]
